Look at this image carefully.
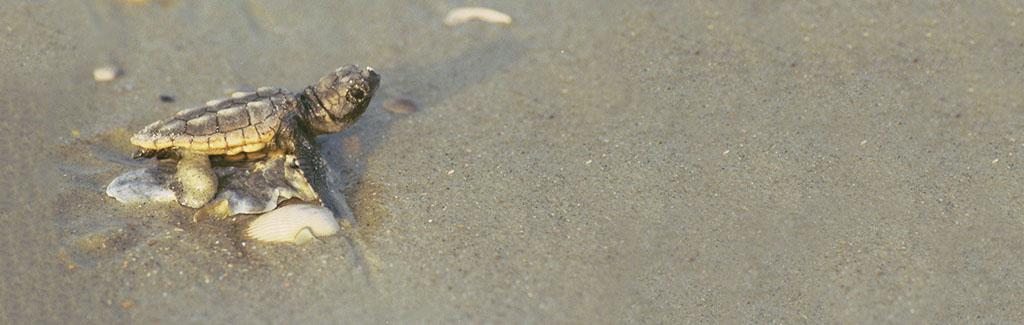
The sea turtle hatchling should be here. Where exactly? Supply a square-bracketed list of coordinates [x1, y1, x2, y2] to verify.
[125, 65, 380, 219]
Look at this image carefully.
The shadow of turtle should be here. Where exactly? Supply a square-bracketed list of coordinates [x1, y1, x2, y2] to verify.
[318, 38, 529, 233]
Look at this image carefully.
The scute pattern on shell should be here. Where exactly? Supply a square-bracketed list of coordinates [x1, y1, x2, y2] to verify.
[131, 87, 295, 156]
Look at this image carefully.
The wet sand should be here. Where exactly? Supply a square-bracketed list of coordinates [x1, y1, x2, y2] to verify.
[3, 1, 1024, 323]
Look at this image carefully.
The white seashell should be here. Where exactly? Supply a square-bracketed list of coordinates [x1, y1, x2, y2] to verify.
[106, 168, 177, 204]
[443, 7, 512, 27]
[246, 204, 340, 244]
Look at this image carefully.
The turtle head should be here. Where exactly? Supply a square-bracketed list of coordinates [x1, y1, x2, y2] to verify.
[303, 65, 380, 135]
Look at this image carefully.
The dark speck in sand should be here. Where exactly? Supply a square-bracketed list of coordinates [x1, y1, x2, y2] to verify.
[159, 94, 175, 103]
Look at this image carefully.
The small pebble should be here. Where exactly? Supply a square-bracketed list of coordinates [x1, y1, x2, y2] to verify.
[159, 94, 175, 103]
[381, 98, 418, 114]
[93, 65, 122, 82]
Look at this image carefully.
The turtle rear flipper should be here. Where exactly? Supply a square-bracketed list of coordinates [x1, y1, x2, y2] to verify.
[292, 127, 355, 225]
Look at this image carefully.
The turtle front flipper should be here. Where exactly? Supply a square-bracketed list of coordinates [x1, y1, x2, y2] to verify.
[169, 149, 218, 208]
[292, 127, 355, 225]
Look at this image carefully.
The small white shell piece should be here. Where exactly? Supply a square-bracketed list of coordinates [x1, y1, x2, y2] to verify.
[443, 7, 512, 26]
[106, 168, 177, 204]
[246, 204, 340, 244]
[93, 65, 122, 82]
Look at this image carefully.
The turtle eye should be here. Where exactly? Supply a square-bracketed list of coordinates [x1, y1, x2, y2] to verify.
[348, 89, 365, 101]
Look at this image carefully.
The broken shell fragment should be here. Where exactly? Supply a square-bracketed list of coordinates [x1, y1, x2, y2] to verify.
[246, 204, 340, 244]
[443, 7, 512, 27]
[106, 167, 177, 204]
[93, 65, 122, 82]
